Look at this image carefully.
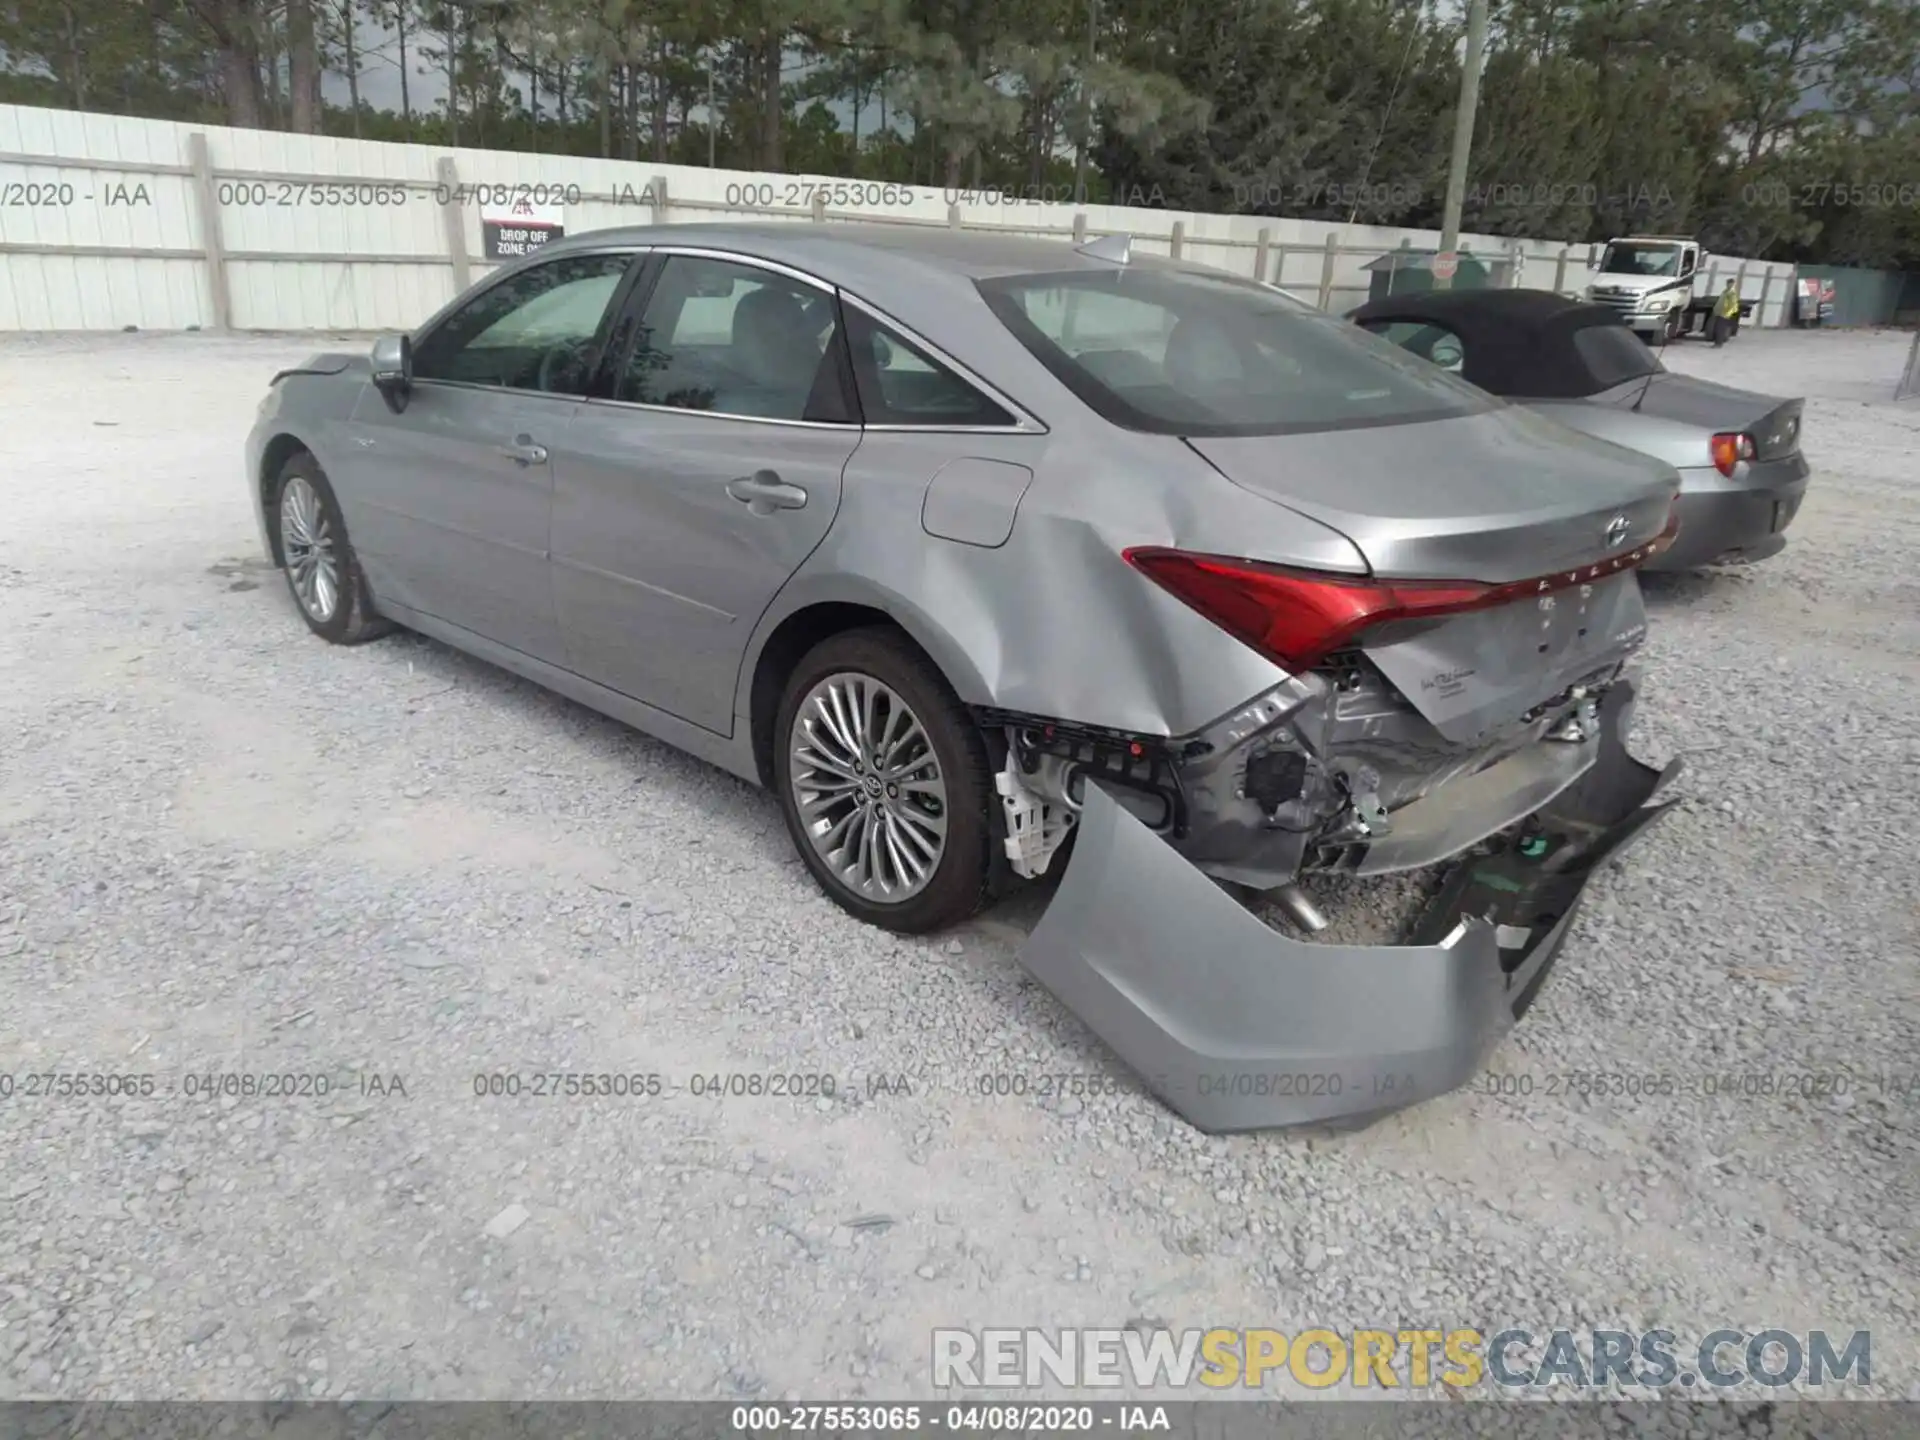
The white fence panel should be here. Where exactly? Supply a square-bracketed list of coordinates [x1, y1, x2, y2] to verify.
[0, 102, 1800, 332]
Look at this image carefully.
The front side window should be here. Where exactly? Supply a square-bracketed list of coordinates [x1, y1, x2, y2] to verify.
[979, 266, 1494, 437]
[413, 252, 633, 393]
[616, 255, 852, 422]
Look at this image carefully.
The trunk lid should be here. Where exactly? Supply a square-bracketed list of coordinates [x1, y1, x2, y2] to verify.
[1183, 407, 1673, 742]
[1185, 406, 1678, 586]
[1358, 573, 1648, 743]
[1605, 375, 1802, 460]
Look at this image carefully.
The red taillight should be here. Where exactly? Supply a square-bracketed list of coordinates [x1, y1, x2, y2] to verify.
[1711, 432, 1756, 476]
[1125, 503, 1681, 672]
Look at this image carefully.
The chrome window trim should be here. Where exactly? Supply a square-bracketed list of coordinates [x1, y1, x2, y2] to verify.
[578, 394, 856, 432]
[406, 245, 651, 397]
[630, 245, 1047, 435]
[642, 244, 837, 294]
[417, 241, 1052, 434]
[409, 378, 590, 403]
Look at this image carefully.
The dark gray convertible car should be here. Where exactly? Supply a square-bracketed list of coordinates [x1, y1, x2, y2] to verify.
[1350, 288, 1811, 569]
[245, 224, 1685, 1132]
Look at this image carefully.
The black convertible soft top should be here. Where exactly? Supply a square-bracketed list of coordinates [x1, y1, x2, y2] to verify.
[1348, 287, 1663, 400]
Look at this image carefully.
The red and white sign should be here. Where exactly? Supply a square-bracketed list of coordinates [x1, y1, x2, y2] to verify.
[1430, 251, 1459, 281]
[481, 199, 564, 260]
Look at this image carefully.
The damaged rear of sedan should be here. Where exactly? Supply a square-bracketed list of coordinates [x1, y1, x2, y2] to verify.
[245, 223, 1683, 1134]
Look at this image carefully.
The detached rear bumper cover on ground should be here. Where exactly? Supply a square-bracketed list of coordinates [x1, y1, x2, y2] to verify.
[1018, 682, 1681, 1133]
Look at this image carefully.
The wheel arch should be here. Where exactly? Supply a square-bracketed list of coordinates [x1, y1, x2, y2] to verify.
[741, 581, 993, 789]
[257, 432, 316, 566]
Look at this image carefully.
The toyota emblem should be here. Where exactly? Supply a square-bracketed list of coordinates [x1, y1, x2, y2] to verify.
[1604, 514, 1630, 548]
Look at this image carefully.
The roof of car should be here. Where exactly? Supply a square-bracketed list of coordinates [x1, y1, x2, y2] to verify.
[542, 221, 1157, 281]
[1347, 287, 1655, 399]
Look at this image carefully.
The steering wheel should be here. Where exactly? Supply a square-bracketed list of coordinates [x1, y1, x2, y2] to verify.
[535, 338, 589, 394]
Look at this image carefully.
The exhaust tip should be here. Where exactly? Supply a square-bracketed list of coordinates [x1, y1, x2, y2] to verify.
[1272, 882, 1331, 934]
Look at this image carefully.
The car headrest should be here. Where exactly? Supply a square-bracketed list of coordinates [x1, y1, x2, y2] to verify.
[731, 286, 820, 389]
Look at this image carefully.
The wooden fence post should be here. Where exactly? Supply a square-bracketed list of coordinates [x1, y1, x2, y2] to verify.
[436, 155, 471, 292]
[186, 133, 231, 331]
[1317, 232, 1339, 310]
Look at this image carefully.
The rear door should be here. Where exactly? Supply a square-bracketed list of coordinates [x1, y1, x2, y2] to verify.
[342, 249, 642, 664]
[552, 250, 863, 734]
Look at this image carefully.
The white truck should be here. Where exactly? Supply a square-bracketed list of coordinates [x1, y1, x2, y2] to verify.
[1584, 236, 1758, 343]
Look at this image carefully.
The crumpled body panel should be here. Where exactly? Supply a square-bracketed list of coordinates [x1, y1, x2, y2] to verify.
[1020, 682, 1680, 1132]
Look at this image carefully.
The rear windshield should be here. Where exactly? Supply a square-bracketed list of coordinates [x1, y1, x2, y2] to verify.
[1570, 320, 1663, 390]
[976, 267, 1497, 437]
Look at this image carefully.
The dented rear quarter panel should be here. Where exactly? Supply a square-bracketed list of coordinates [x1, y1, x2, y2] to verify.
[739, 418, 1372, 741]
[742, 389, 1676, 743]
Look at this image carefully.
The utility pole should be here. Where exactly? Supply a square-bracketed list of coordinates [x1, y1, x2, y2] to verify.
[1073, 0, 1098, 204]
[1435, 0, 1489, 290]
[707, 53, 717, 167]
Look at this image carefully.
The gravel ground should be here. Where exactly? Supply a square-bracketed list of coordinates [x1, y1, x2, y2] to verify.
[0, 325, 1914, 1404]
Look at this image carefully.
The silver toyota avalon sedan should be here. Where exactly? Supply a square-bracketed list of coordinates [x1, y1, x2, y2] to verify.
[245, 222, 1686, 1131]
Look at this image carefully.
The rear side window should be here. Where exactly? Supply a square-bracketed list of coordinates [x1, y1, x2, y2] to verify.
[979, 267, 1493, 437]
[843, 307, 1015, 427]
[1570, 321, 1661, 389]
[615, 255, 854, 423]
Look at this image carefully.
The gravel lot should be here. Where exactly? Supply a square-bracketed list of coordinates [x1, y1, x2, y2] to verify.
[0, 325, 1914, 1404]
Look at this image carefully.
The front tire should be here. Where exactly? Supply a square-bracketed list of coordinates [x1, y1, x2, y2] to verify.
[273, 451, 392, 645]
[773, 628, 994, 934]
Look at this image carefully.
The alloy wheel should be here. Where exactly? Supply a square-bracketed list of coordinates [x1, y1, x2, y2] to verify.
[279, 474, 339, 622]
[787, 671, 949, 904]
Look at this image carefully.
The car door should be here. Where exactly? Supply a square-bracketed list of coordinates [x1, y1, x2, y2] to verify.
[552, 251, 863, 734]
[342, 249, 641, 665]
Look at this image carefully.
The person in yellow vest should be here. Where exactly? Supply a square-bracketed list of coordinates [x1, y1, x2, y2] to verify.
[1711, 280, 1741, 346]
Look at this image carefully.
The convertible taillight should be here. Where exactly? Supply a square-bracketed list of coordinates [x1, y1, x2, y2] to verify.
[1710, 431, 1756, 476]
[1125, 507, 1680, 672]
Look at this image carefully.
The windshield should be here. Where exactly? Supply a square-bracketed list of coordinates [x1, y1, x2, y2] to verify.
[1599, 243, 1682, 278]
[976, 266, 1496, 437]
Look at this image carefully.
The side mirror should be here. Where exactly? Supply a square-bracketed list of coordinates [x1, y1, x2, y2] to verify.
[370, 333, 413, 410]
[871, 333, 894, 369]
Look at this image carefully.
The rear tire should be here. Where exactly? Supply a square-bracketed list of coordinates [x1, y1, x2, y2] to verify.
[273, 451, 392, 645]
[773, 627, 994, 934]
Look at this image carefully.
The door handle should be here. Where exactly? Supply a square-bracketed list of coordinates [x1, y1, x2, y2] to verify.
[497, 434, 549, 466]
[725, 469, 809, 514]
